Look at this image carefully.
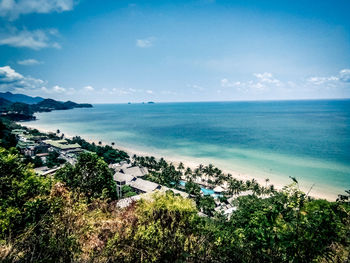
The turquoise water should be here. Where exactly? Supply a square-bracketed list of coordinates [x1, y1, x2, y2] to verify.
[24, 100, 350, 199]
[180, 180, 215, 196]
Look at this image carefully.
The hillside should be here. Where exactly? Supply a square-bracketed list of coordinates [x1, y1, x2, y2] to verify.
[0, 92, 44, 104]
[33, 99, 92, 111]
[0, 98, 12, 111]
[0, 95, 92, 121]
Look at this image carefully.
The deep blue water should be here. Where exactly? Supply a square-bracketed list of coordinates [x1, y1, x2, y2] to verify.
[25, 100, 350, 198]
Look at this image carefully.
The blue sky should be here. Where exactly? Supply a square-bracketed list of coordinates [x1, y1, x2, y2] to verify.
[0, 0, 349, 103]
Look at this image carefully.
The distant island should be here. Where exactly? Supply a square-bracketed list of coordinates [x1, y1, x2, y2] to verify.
[0, 92, 93, 121]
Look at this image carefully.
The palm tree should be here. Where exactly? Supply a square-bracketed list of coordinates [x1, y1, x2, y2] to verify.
[177, 162, 184, 174]
[111, 142, 115, 146]
[252, 183, 261, 196]
[203, 164, 215, 183]
[98, 141, 102, 145]
[265, 178, 270, 188]
[185, 167, 192, 180]
[229, 179, 243, 196]
[268, 184, 275, 194]
[56, 129, 60, 134]
[245, 180, 251, 189]
[198, 164, 204, 172]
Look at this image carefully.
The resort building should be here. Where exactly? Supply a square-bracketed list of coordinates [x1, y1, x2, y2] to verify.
[113, 171, 187, 197]
[129, 178, 161, 194]
[44, 139, 82, 154]
[114, 172, 137, 197]
[121, 166, 148, 177]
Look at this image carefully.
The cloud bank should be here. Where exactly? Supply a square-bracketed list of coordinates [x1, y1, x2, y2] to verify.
[17, 58, 43, 65]
[221, 69, 350, 95]
[0, 28, 61, 50]
[0, 0, 75, 20]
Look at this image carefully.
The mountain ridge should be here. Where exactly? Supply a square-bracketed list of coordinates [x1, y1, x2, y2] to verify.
[0, 91, 45, 104]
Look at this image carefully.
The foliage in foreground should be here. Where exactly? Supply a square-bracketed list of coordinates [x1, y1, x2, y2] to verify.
[0, 147, 349, 262]
[55, 152, 117, 200]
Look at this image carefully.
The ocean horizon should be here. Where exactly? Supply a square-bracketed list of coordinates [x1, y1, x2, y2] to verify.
[23, 99, 350, 200]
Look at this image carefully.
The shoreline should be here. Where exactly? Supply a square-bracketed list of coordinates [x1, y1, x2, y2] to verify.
[20, 121, 337, 201]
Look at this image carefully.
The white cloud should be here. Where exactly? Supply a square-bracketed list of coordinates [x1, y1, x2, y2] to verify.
[0, 28, 61, 50]
[220, 69, 350, 98]
[136, 37, 155, 48]
[52, 85, 65, 93]
[254, 72, 281, 85]
[0, 65, 23, 82]
[339, 69, 350, 82]
[17, 58, 43, 65]
[308, 69, 350, 85]
[221, 72, 283, 93]
[0, 0, 75, 20]
[83, 85, 94, 91]
[146, 90, 153, 94]
[0, 65, 50, 94]
[221, 78, 241, 88]
[307, 76, 338, 85]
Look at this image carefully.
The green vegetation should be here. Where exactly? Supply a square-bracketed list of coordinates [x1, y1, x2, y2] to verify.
[0, 119, 349, 262]
[0, 119, 18, 149]
[134, 156, 182, 187]
[68, 136, 129, 164]
[55, 152, 117, 200]
[46, 150, 66, 168]
[121, 185, 137, 197]
[0, 146, 349, 262]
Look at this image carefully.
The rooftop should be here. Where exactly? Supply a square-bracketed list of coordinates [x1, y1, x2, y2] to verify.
[213, 186, 225, 193]
[121, 166, 148, 177]
[113, 172, 135, 183]
[44, 139, 81, 150]
[129, 178, 161, 193]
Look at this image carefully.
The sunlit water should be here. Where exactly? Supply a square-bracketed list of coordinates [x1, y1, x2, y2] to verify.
[23, 100, 350, 199]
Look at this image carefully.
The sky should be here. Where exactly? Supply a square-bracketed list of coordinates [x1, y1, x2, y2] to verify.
[0, 0, 350, 103]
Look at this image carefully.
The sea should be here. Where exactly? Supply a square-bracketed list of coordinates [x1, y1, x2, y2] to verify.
[23, 100, 350, 199]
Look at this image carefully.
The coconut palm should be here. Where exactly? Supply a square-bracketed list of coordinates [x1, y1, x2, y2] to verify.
[245, 180, 252, 189]
[177, 162, 185, 174]
[229, 179, 243, 196]
[184, 167, 192, 180]
[252, 183, 261, 196]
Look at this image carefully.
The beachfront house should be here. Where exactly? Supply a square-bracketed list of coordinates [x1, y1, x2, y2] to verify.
[129, 178, 161, 194]
[121, 166, 148, 177]
[110, 161, 130, 172]
[114, 172, 137, 197]
[113, 170, 161, 196]
[44, 139, 82, 154]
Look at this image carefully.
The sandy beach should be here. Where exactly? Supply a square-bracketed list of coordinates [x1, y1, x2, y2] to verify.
[20, 121, 337, 201]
